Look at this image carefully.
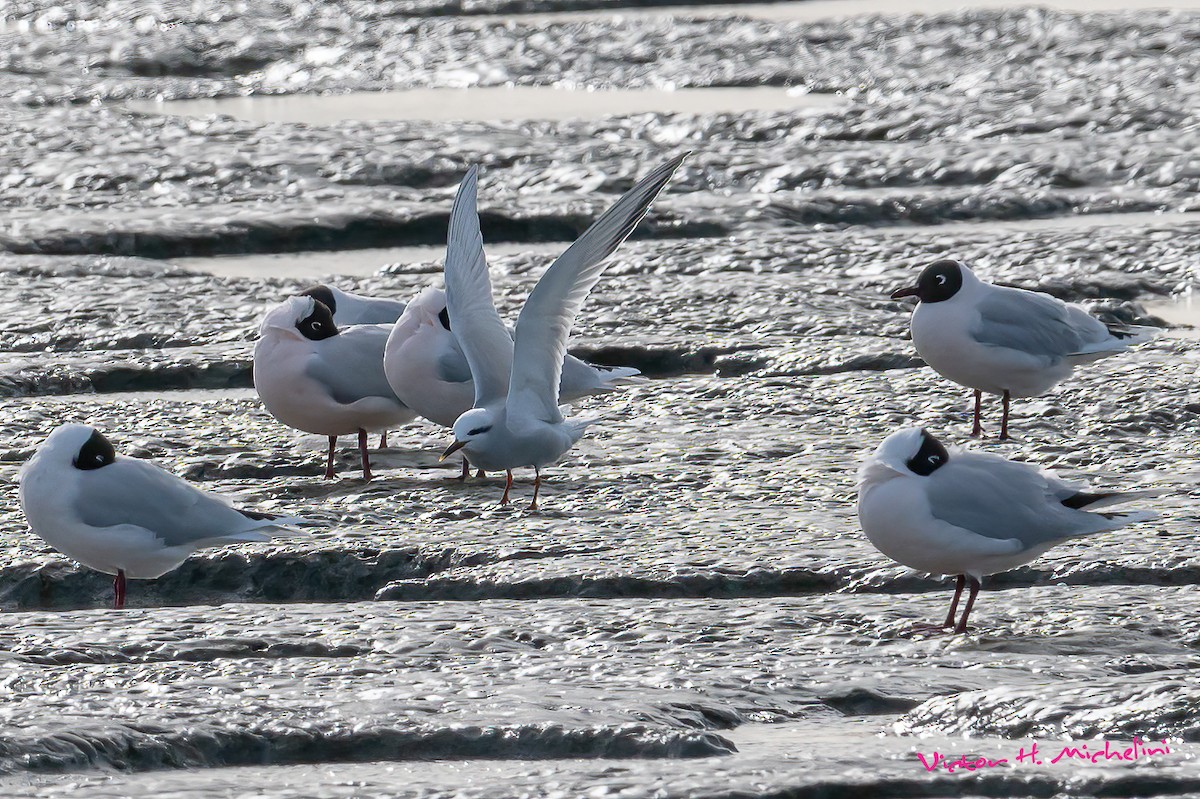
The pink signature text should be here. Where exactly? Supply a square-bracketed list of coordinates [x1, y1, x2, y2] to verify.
[916, 738, 1173, 772]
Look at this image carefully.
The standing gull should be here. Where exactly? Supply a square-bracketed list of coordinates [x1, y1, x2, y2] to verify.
[298, 284, 408, 448]
[19, 424, 309, 609]
[439, 154, 686, 507]
[890, 259, 1157, 439]
[857, 427, 1158, 633]
[254, 296, 416, 479]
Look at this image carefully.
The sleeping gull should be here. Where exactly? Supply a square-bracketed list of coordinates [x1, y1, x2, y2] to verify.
[19, 424, 309, 609]
[858, 426, 1158, 633]
[254, 296, 416, 479]
[439, 154, 685, 507]
[890, 259, 1157, 439]
[298, 285, 407, 448]
[384, 286, 642, 478]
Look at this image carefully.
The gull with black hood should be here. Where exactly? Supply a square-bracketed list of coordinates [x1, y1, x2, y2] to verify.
[858, 426, 1158, 633]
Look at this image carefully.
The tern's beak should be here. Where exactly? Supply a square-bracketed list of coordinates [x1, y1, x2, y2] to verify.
[890, 285, 919, 300]
[439, 439, 467, 461]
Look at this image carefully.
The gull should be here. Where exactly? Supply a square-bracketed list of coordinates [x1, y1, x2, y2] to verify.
[254, 296, 415, 479]
[858, 426, 1158, 633]
[19, 424, 309, 609]
[299, 284, 407, 326]
[297, 284, 408, 447]
[890, 259, 1158, 439]
[383, 285, 642, 478]
[439, 154, 685, 507]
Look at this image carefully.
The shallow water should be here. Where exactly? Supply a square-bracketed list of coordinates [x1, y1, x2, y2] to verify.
[128, 86, 842, 124]
[2, 0, 1200, 796]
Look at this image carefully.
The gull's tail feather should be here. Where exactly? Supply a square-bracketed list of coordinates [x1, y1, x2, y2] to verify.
[1105, 323, 1160, 346]
[237, 509, 319, 531]
[1061, 488, 1164, 511]
[1093, 508, 1159, 526]
[1070, 324, 1160, 359]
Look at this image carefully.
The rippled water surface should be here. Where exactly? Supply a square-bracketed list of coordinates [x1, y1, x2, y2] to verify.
[2, 0, 1200, 796]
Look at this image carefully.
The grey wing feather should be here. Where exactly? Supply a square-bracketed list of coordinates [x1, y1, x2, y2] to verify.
[306, 326, 402, 405]
[972, 288, 1109, 359]
[349, 298, 407, 326]
[508, 154, 686, 424]
[925, 452, 1107, 549]
[442, 166, 515, 407]
[76, 458, 277, 547]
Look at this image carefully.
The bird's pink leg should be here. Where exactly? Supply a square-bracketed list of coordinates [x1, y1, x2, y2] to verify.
[943, 574, 966, 628]
[358, 428, 373, 481]
[325, 436, 337, 480]
[1000, 390, 1011, 441]
[379, 431, 388, 448]
[954, 577, 982, 634]
[500, 470, 513, 505]
[476, 470, 486, 479]
[113, 569, 126, 610]
[459, 458, 470, 481]
[971, 390, 983, 437]
[528, 467, 541, 511]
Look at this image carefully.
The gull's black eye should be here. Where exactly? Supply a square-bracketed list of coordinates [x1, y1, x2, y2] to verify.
[467, 425, 492, 436]
[935, 274, 946, 285]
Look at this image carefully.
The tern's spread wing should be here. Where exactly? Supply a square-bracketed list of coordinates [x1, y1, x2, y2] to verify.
[507, 154, 685, 425]
[924, 451, 1113, 549]
[75, 457, 283, 548]
[306, 325, 402, 405]
[972, 288, 1107, 359]
[442, 166, 513, 407]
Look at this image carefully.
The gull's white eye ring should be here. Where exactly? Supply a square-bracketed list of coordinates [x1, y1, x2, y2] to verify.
[935, 274, 947, 285]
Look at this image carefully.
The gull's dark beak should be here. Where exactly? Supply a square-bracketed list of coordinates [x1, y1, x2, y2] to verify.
[439, 440, 467, 461]
[890, 285, 919, 300]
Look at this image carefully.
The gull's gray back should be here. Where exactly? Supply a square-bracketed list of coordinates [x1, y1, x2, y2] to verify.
[972, 288, 1108, 359]
[77, 458, 266, 548]
[925, 451, 1102, 549]
[306, 326, 402, 405]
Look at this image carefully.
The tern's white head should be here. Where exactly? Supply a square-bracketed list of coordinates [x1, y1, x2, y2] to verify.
[441, 407, 497, 461]
[259, 296, 340, 341]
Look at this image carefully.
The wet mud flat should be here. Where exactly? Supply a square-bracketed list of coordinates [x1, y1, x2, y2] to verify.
[2, 0, 1200, 796]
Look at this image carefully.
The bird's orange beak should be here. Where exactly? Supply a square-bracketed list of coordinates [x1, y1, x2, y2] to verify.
[439, 440, 467, 461]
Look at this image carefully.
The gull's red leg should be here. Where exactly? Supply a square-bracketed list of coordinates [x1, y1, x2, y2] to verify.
[971, 390, 983, 437]
[943, 574, 966, 628]
[324, 436, 338, 479]
[114, 569, 126, 610]
[459, 458, 470, 481]
[380, 431, 388, 448]
[529, 467, 541, 511]
[1000, 390, 1011, 441]
[476, 470, 486, 478]
[358, 428, 373, 481]
[954, 577, 982, 634]
[500, 470, 513, 505]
